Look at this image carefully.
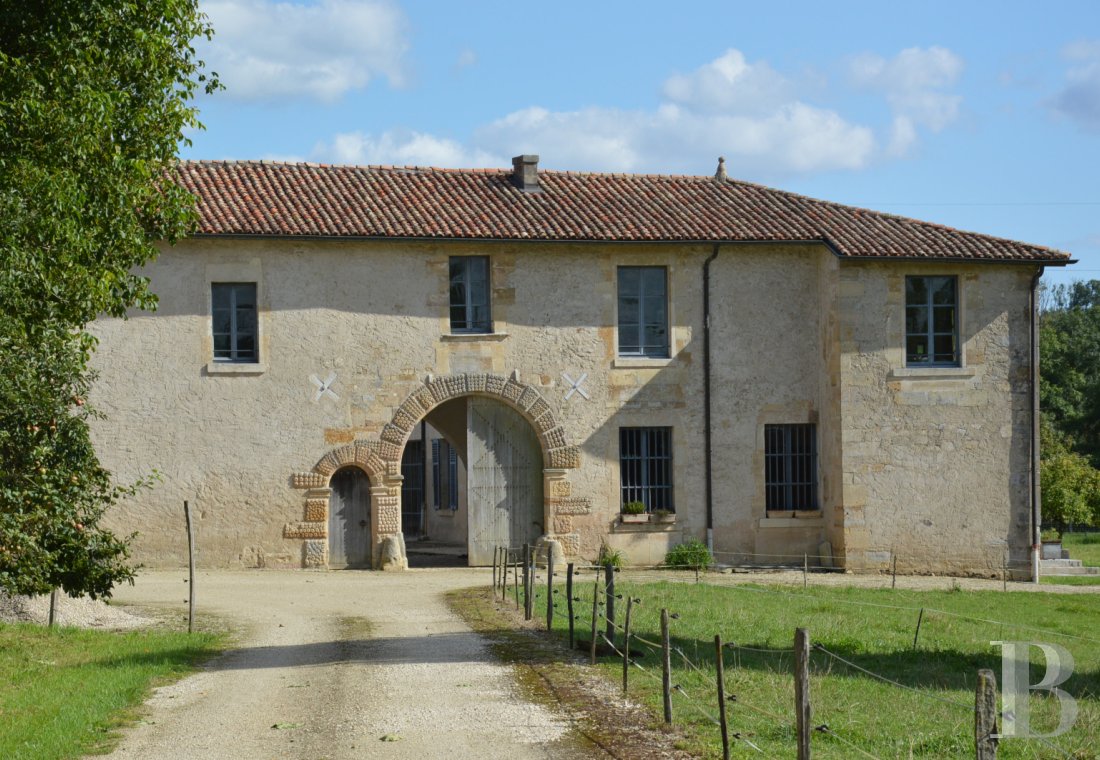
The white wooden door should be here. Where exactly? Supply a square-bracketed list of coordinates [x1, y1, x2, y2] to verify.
[328, 467, 371, 567]
[467, 398, 543, 565]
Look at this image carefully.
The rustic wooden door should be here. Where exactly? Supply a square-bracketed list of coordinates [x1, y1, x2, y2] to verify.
[328, 467, 371, 567]
[467, 398, 543, 565]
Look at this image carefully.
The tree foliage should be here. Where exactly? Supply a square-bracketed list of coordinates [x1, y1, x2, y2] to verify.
[1040, 279, 1100, 532]
[0, 2, 217, 598]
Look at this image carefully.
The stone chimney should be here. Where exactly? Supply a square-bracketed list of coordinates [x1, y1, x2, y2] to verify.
[511, 154, 540, 192]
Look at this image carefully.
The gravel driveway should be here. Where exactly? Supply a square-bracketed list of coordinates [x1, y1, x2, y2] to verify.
[99, 569, 587, 760]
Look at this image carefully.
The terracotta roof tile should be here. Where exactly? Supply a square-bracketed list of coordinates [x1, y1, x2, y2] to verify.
[173, 160, 1071, 263]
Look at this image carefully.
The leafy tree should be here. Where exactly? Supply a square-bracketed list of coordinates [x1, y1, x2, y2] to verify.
[0, 2, 217, 598]
[1040, 420, 1100, 533]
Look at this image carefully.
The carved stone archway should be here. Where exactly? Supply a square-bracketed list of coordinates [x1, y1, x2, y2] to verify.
[287, 373, 588, 569]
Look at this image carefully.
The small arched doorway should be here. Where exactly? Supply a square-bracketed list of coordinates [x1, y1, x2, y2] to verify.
[328, 466, 371, 567]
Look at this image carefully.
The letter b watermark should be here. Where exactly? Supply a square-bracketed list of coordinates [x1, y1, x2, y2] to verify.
[991, 641, 1077, 738]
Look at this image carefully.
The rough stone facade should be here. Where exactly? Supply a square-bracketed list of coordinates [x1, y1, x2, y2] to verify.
[87, 237, 1039, 573]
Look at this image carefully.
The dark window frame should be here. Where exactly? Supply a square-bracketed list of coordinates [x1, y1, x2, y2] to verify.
[617, 266, 670, 358]
[211, 282, 258, 363]
[431, 438, 459, 511]
[905, 275, 959, 367]
[449, 256, 492, 333]
[764, 424, 818, 512]
[619, 427, 674, 512]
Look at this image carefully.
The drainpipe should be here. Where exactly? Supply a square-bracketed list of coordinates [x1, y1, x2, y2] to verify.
[703, 245, 721, 553]
[1030, 266, 1044, 584]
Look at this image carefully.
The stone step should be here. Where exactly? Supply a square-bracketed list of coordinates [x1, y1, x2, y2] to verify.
[1042, 565, 1100, 576]
[1042, 558, 1083, 568]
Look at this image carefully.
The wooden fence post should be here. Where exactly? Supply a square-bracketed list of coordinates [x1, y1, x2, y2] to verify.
[493, 546, 499, 591]
[566, 562, 575, 649]
[892, 554, 898, 589]
[661, 608, 673, 724]
[546, 546, 555, 631]
[184, 500, 195, 634]
[622, 596, 634, 694]
[912, 608, 925, 650]
[975, 668, 998, 759]
[604, 561, 616, 647]
[589, 570, 600, 665]
[794, 627, 811, 760]
[715, 634, 730, 760]
[803, 553, 808, 589]
[523, 543, 532, 621]
[513, 551, 520, 607]
[48, 588, 58, 628]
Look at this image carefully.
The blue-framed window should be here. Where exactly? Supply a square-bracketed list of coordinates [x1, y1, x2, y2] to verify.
[617, 266, 669, 357]
[449, 256, 491, 333]
[211, 283, 258, 362]
[619, 427, 673, 512]
[905, 276, 958, 366]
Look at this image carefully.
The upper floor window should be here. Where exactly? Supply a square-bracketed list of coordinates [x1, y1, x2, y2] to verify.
[212, 283, 257, 363]
[617, 266, 669, 357]
[449, 256, 491, 333]
[620, 426, 674, 512]
[905, 276, 958, 366]
[764, 424, 817, 511]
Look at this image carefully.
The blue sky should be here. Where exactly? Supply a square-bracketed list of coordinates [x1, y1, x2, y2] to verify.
[187, 1, 1100, 286]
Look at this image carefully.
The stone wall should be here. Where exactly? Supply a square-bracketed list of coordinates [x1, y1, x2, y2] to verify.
[86, 237, 1038, 573]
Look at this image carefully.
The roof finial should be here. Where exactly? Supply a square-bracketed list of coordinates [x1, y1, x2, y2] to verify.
[714, 156, 727, 182]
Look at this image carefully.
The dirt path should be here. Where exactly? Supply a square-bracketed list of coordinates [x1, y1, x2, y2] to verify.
[100, 569, 588, 760]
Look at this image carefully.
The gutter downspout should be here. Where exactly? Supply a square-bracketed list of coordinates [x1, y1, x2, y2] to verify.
[703, 245, 721, 553]
[1031, 266, 1044, 584]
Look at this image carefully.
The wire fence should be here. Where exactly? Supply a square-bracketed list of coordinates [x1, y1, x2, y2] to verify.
[490, 544, 1093, 759]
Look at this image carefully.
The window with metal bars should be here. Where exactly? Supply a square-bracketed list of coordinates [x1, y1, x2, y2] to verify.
[449, 256, 491, 333]
[905, 275, 958, 366]
[617, 266, 669, 357]
[431, 438, 458, 510]
[619, 427, 674, 512]
[211, 283, 258, 362]
[764, 424, 818, 511]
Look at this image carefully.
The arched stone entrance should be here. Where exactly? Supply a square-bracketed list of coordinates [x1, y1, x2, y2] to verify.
[286, 372, 586, 569]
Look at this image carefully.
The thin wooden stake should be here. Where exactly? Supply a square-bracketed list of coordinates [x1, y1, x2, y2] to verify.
[523, 543, 532, 621]
[546, 546, 555, 631]
[589, 570, 600, 665]
[1002, 553, 1008, 592]
[912, 607, 925, 650]
[794, 627, 811, 760]
[661, 608, 673, 724]
[513, 551, 520, 607]
[184, 500, 196, 634]
[975, 668, 999, 759]
[604, 561, 616, 647]
[493, 546, 499, 591]
[892, 555, 898, 589]
[566, 563, 575, 648]
[48, 588, 58, 628]
[715, 634, 730, 760]
[803, 553, 808, 588]
[622, 596, 634, 694]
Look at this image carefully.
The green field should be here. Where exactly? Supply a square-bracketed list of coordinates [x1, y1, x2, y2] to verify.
[0, 623, 223, 759]
[1063, 532, 1100, 567]
[525, 575, 1100, 759]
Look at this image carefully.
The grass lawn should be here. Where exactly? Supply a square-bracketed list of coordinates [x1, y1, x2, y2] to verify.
[1063, 532, 1100, 567]
[525, 575, 1100, 759]
[1041, 574, 1100, 586]
[0, 622, 223, 759]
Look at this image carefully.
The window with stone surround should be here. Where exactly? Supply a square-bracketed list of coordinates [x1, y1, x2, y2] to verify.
[619, 427, 674, 512]
[449, 256, 491, 333]
[764, 424, 817, 511]
[905, 275, 958, 366]
[211, 283, 258, 362]
[617, 266, 669, 357]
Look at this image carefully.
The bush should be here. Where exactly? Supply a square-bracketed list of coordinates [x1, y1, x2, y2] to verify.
[597, 542, 624, 569]
[621, 501, 646, 515]
[665, 539, 712, 570]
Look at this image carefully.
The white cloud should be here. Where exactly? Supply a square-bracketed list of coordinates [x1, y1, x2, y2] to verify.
[455, 49, 478, 70]
[662, 49, 794, 116]
[313, 130, 503, 168]
[1051, 40, 1100, 131]
[848, 46, 964, 151]
[201, 0, 408, 103]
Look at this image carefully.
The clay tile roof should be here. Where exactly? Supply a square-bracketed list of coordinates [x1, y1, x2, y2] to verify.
[173, 160, 1071, 263]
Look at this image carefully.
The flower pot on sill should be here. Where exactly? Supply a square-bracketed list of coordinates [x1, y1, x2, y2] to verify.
[650, 513, 676, 524]
[620, 513, 649, 524]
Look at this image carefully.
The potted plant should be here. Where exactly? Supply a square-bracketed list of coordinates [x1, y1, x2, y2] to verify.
[1041, 528, 1065, 560]
[620, 501, 649, 524]
[650, 508, 675, 524]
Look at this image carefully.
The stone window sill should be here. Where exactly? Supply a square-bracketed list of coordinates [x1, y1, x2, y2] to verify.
[434, 508, 457, 517]
[612, 519, 680, 533]
[205, 361, 267, 376]
[759, 512, 823, 528]
[612, 356, 674, 369]
[441, 332, 509, 342]
[888, 366, 976, 381]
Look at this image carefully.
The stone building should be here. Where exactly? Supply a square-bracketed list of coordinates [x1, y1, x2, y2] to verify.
[88, 156, 1071, 575]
